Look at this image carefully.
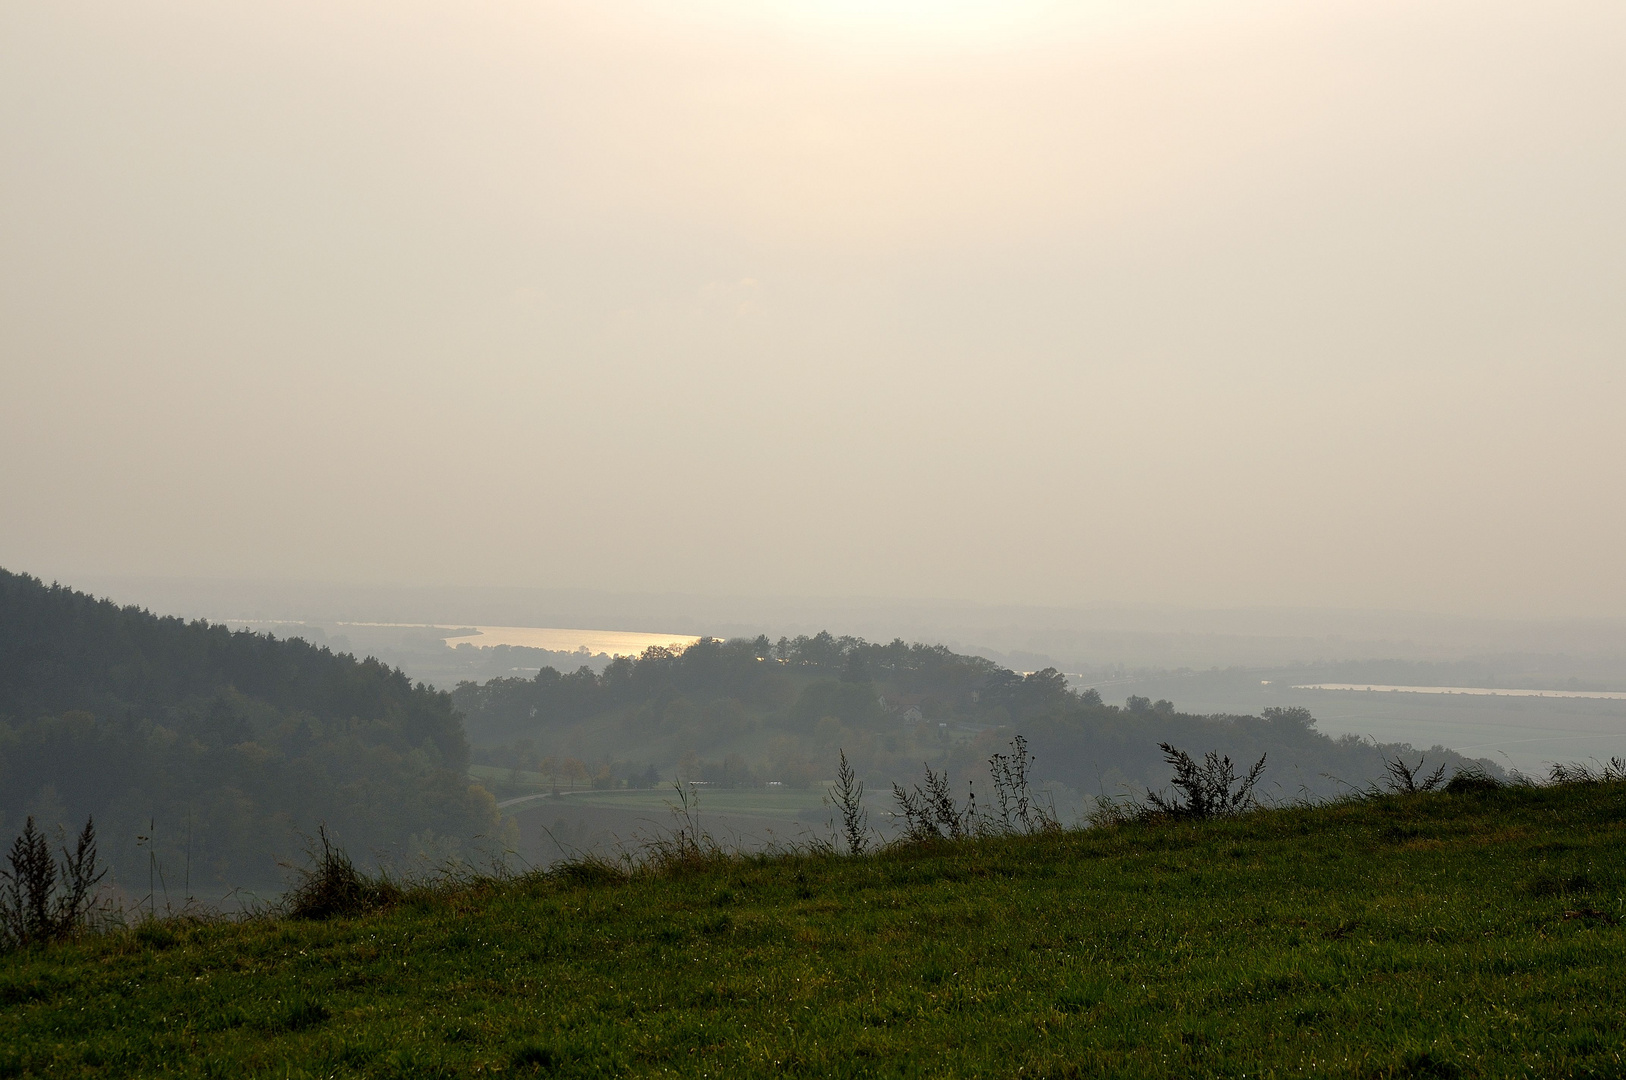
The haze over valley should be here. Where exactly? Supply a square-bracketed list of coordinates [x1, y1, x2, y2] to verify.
[3, 3, 1625, 1072]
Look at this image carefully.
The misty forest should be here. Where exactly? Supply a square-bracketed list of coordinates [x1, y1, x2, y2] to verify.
[1, 568, 1496, 898]
[0, 571, 495, 894]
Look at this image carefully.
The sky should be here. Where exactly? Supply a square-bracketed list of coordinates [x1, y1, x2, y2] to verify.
[3, 0, 1624, 618]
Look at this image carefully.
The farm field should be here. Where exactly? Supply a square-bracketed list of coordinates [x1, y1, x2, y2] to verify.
[2, 782, 1624, 1078]
[550, 786, 832, 819]
[468, 767, 836, 821]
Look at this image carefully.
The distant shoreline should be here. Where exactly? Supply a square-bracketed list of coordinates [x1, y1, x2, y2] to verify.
[1295, 683, 1626, 701]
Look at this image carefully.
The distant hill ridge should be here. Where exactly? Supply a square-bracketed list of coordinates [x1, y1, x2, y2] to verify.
[453, 627, 1503, 847]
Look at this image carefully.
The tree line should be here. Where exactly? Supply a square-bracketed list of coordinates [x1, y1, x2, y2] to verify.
[454, 630, 1498, 811]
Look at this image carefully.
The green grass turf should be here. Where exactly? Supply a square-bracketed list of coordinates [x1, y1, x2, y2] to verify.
[3, 782, 1623, 1078]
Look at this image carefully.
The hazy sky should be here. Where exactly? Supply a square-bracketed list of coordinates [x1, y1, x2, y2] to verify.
[3, 0, 1623, 617]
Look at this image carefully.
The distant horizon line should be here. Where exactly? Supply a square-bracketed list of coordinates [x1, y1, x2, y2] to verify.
[41, 569, 1626, 627]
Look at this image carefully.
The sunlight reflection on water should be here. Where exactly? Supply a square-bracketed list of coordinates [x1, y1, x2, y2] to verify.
[430, 625, 700, 656]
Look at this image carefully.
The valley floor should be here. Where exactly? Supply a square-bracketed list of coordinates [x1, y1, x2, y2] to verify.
[3, 783, 1624, 1078]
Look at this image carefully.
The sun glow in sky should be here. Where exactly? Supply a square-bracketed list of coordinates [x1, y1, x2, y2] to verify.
[668, 0, 1223, 48]
[2, 0, 1624, 616]
[671, 0, 1096, 45]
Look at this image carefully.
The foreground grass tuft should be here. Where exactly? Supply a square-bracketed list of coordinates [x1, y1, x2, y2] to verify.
[2, 782, 1624, 1077]
[282, 827, 403, 922]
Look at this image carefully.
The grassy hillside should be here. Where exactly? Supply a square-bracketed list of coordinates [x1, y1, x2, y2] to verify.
[4, 781, 1623, 1077]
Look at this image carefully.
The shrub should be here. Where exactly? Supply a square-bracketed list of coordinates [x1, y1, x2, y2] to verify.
[891, 738, 1058, 843]
[892, 765, 970, 842]
[1383, 755, 1447, 794]
[1144, 743, 1266, 820]
[0, 816, 105, 950]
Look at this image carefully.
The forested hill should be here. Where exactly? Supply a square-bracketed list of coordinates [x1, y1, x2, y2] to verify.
[0, 569, 498, 894]
[452, 633, 1501, 811]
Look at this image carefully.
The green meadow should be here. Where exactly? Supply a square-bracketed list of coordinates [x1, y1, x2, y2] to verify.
[3, 781, 1624, 1078]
